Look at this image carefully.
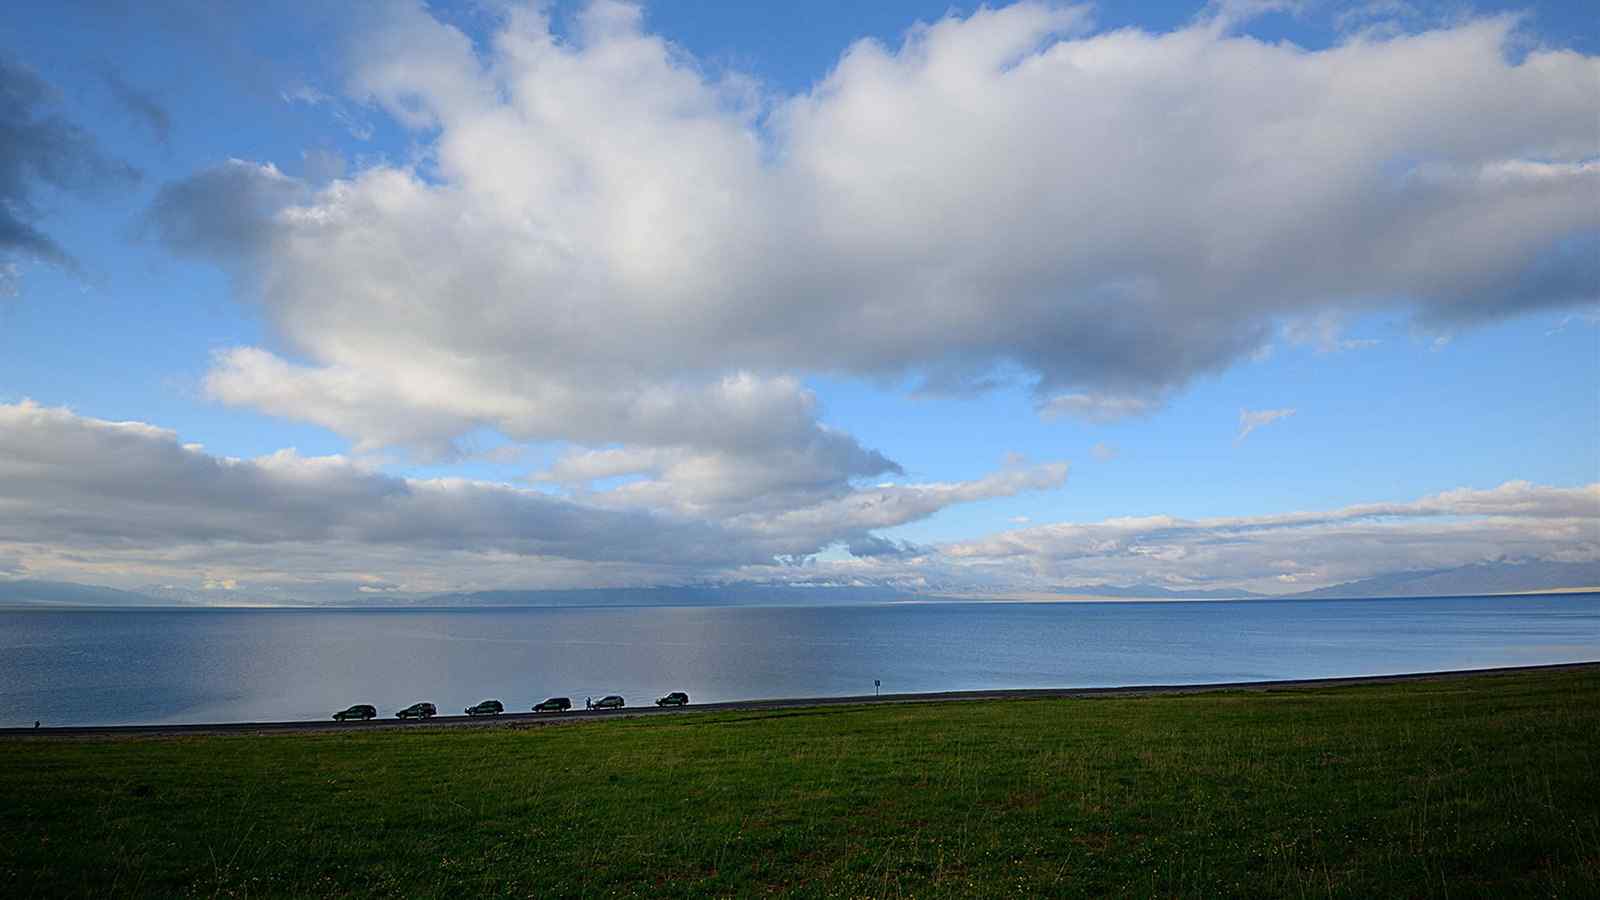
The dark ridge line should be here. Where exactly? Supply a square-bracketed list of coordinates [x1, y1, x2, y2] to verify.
[4, 661, 1595, 739]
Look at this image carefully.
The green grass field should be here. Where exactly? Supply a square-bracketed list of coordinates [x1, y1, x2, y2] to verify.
[4, 669, 1598, 897]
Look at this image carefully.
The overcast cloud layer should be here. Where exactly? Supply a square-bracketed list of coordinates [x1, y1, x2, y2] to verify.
[1, 401, 1593, 600]
[144, 2, 1598, 496]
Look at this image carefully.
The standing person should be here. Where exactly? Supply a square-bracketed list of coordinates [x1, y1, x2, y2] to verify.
[585, 696, 592, 710]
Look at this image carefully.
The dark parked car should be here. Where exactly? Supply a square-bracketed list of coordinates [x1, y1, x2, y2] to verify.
[587, 695, 625, 710]
[465, 699, 505, 717]
[656, 691, 689, 707]
[396, 702, 436, 720]
[333, 704, 377, 721]
[533, 697, 572, 712]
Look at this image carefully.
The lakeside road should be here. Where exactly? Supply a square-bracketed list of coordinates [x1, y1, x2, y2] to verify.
[6, 660, 1595, 738]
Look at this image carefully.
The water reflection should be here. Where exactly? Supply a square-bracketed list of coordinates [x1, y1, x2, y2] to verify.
[0, 595, 1595, 727]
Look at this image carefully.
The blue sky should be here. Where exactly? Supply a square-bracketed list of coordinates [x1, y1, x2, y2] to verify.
[0, 1, 1595, 601]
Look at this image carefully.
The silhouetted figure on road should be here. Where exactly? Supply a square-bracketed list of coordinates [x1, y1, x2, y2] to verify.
[34, 720, 40, 729]
[585, 696, 593, 710]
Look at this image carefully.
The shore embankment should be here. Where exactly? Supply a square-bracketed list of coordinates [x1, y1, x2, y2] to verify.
[4, 664, 1597, 895]
[4, 660, 1594, 738]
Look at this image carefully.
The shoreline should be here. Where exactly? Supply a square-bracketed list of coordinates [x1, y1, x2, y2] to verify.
[3, 588, 1597, 612]
[6, 659, 1595, 739]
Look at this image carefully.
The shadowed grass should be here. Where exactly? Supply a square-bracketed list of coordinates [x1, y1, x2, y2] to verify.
[3, 668, 1597, 897]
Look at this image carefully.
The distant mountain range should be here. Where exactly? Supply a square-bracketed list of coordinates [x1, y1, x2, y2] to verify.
[1050, 584, 1267, 600]
[1, 560, 1596, 608]
[1283, 560, 1600, 600]
[419, 584, 912, 607]
[1062, 561, 1600, 601]
[0, 579, 175, 607]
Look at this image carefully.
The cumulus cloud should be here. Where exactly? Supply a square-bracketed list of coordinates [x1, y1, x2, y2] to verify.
[0, 56, 137, 293]
[5, 402, 1591, 599]
[0, 401, 781, 570]
[1236, 407, 1296, 442]
[141, 1, 1597, 472]
[144, 161, 309, 262]
[0, 402, 1061, 594]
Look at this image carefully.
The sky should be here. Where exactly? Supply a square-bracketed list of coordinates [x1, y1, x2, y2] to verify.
[0, 0, 1595, 603]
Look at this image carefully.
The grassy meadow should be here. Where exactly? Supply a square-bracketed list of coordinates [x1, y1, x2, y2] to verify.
[3, 668, 1597, 897]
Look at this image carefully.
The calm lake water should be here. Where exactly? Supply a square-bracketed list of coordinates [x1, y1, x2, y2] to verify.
[2, 594, 1597, 727]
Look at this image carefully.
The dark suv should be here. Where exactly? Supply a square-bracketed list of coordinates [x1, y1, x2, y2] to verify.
[396, 702, 436, 720]
[587, 695, 625, 710]
[333, 704, 377, 721]
[533, 697, 572, 712]
[656, 692, 689, 707]
[465, 700, 505, 717]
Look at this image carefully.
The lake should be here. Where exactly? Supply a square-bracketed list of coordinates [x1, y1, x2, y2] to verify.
[2, 593, 1597, 727]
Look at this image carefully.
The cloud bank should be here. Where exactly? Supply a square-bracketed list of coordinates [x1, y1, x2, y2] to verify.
[941, 481, 1600, 593]
[0, 402, 1063, 595]
[1, 402, 1592, 601]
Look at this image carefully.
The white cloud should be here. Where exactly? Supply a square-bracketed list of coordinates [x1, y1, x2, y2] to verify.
[281, 83, 373, 140]
[1545, 307, 1600, 336]
[743, 461, 1071, 555]
[3, 402, 1592, 600]
[1236, 407, 1296, 442]
[1332, 0, 1420, 36]
[940, 481, 1600, 593]
[0, 402, 1062, 595]
[535, 436, 903, 519]
[1040, 392, 1163, 424]
[142, 1, 1598, 469]
[1090, 442, 1119, 462]
[1282, 313, 1382, 353]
